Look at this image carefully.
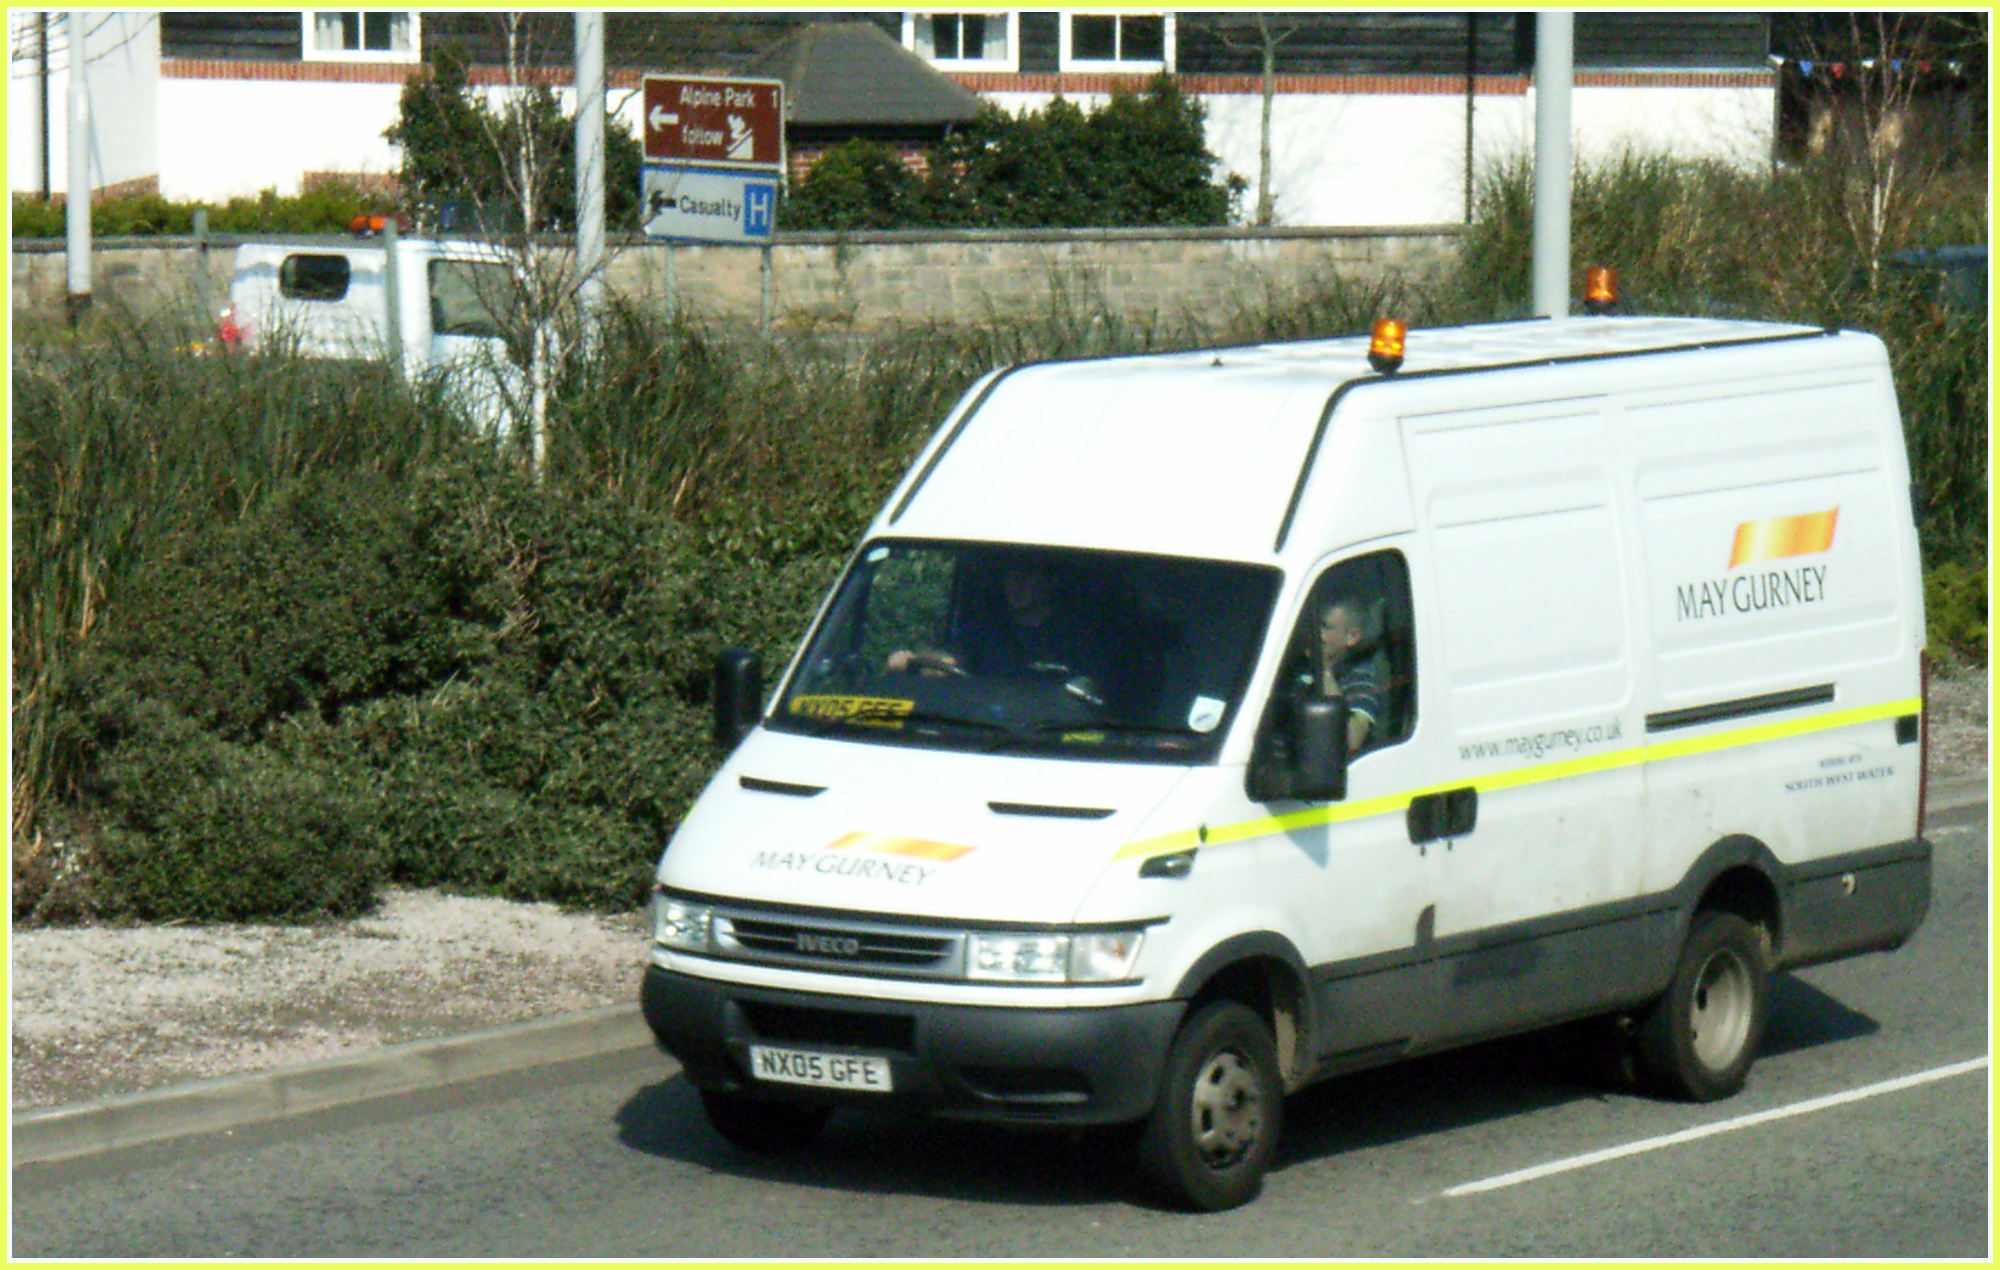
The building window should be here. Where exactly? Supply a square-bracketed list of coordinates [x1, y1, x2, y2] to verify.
[303, 11, 419, 62]
[1060, 12, 1172, 72]
[905, 12, 1018, 70]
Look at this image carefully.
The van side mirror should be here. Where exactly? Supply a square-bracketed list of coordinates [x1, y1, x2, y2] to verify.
[1291, 696, 1349, 802]
[1246, 690, 1349, 803]
[712, 648, 763, 750]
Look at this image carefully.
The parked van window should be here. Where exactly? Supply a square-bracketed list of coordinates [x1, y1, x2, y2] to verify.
[428, 259, 512, 339]
[277, 254, 351, 302]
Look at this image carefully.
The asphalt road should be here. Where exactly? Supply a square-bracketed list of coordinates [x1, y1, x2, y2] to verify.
[13, 803, 1987, 1258]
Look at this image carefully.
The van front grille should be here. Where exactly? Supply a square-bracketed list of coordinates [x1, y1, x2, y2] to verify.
[716, 911, 962, 979]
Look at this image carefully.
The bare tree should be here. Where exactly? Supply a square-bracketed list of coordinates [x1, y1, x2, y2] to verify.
[1208, 15, 1298, 227]
[1789, 12, 1985, 290]
[388, 12, 634, 475]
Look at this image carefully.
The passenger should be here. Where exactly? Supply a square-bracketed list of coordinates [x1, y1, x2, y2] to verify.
[1311, 597, 1384, 753]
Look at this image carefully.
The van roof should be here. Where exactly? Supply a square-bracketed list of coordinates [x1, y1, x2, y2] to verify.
[883, 315, 1844, 563]
[1161, 314, 1828, 379]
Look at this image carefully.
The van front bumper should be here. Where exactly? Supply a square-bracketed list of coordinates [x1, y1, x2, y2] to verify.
[641, 965, 1183, 1126]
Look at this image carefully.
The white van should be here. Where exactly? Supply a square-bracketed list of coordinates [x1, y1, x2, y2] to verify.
[642, 314, 1933, 1210]
[216, 232, 521, 433]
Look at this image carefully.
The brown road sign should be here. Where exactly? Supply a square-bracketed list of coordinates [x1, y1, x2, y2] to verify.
[642, 75, 784, 169]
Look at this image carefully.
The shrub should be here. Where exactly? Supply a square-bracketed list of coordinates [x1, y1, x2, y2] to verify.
[1924, 561, 1987, 663]
[98, 474, 451, 740]
[779, 141, 925, 232]
[11, 182, 395, 240]
[779, 76, 1241, 231]
[80, 693, 381, 922]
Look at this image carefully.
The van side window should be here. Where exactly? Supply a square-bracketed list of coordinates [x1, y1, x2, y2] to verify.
[1275, 551, 1417, 757]
[278, 254, 351, 301]
[429, 260, 512, 339]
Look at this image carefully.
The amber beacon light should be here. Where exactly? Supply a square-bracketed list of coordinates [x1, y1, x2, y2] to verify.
[1584, 266, 1620, 314]
[1367, 318, 1408, 373]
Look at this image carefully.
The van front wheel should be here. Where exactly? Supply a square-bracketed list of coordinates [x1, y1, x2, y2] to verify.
[1137, 1001, 1283, 1211]
[699, 1089, 831, 1152]
[1637, 911, 1769, 1102]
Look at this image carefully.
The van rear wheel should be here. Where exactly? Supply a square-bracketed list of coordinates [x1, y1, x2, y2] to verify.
[699, 1089, 831, 1152]
[1137, 1001, 1283, 1212]
[1637, 911, 1769, 1102]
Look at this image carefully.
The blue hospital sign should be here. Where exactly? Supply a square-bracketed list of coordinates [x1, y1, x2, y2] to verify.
[744, 182, 776, 237]
[641, 164, 779, 244]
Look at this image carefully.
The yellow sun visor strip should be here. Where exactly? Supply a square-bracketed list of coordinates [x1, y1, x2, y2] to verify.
[1113, 696, 1921, 864]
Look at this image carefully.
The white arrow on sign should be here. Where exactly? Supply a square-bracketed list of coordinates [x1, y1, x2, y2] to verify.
[648, 105, 679, 132]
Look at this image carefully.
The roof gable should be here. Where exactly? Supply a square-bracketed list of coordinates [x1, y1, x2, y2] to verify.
[742, 21, 982, 128]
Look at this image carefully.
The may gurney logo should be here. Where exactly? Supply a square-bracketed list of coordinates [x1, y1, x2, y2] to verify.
[1729, 507, 1839, 569]
[1677, 507, 1839, 622]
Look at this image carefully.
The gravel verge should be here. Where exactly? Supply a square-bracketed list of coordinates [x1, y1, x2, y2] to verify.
[10, 666, 1986, 1112]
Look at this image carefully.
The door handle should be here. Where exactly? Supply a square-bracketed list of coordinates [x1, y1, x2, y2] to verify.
[1407, 787, 1477, 845]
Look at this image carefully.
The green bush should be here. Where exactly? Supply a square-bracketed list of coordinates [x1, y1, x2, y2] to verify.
[99, 474, 452, 740]
[780, 76, 1242, 231]
[780, 140, 925, 232]
[11, 182, 394, 240]
[387, 40, 645, 233]
[80, 693, 381, 922]
[1924, 561, 1987, 663]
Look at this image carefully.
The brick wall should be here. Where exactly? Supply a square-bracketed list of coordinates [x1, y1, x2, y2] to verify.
[12, 224, 1464, 331]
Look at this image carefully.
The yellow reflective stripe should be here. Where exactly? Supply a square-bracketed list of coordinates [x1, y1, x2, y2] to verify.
[1641, 696, 1914, 765]
[1114, 696, 1921, 865]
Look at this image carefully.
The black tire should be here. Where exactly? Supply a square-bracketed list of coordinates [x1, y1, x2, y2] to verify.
[699, 1089, 831, 1153]
[1637, 911, 1770, 1102]
[1137, 1001, 1284, 1212]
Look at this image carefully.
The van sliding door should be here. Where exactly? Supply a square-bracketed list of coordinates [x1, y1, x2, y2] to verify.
[1403, 402, 1652, 1042]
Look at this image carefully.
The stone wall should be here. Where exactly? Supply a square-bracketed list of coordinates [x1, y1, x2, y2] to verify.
[12, 225, 1464, 332]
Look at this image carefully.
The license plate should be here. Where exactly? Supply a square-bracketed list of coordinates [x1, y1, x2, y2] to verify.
[749, 1045, 894, 1093]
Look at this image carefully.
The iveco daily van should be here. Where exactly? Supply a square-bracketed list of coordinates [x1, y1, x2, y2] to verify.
[642, 314, 1932, 1210]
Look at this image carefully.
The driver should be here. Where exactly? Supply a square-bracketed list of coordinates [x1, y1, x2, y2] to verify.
[888, 557, 1111, 704]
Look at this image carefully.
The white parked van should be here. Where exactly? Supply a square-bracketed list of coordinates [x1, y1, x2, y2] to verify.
[642, 314, 1932, 1210]
[216, 230, 521, 432]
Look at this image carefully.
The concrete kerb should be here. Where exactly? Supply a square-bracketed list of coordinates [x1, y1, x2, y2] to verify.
[12, 773, 1988, 1168]
[12, 1003, 655, 1167]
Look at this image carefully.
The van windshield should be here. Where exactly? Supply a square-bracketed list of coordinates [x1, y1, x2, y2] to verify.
[773, 540, 1279, 764]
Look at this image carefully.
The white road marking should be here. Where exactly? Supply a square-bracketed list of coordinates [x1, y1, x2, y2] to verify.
[1442, 1056, 1990, 1199]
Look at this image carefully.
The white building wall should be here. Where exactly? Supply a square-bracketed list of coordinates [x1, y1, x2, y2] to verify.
[984, 83, 1771, 228]
[26, 48, 1774, 226]
[8, 10, 159, 196]
[156, 78, 408, 199]
[1567, 86, 1774, 168]
[154, 79, 604, 201]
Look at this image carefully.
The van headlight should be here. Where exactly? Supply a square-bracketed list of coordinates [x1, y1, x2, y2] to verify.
[967, 929, 1144, 983]
[653, 893, 714, 953]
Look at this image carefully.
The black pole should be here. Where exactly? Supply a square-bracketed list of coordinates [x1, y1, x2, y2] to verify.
[39, 12, 52, 197]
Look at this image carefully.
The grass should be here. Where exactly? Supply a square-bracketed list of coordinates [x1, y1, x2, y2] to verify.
[11, 147, 1988, 916]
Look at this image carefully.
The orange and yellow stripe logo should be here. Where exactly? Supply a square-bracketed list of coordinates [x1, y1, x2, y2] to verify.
[1729, 508, 1838, 569]
[825, 832, 977, 862]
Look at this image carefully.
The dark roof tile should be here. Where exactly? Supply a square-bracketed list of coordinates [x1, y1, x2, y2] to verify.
[742, 22, 983, 127]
